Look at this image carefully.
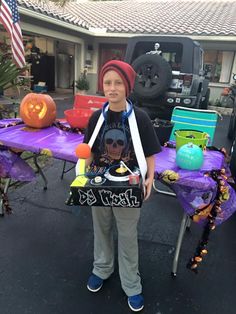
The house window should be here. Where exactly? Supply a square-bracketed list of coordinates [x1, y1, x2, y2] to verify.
[203, 50, 235, 83]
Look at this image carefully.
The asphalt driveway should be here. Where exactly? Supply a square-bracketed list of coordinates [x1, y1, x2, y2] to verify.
[0, 98, 235, 314]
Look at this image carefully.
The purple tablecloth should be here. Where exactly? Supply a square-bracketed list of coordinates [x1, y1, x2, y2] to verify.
[154, 146, 236, 225]
[0, 119, 83, 163]
[0, 119, 225, 171]
[1, 119, 236, 225]
[155, 146, 224, 173]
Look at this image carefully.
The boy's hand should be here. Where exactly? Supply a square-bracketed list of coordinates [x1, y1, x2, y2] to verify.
[143, 177, 153, 201]
[144, 155, 155, 201]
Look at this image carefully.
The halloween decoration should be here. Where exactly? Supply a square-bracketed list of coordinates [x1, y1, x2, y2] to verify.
[53, 120, 83, 134]
[160, 169, 180, 184]
[20, 93, 56, 129]
[187, 168, 229, 273]
[0, 119, 23, 129]
[176, 143, 204, 170]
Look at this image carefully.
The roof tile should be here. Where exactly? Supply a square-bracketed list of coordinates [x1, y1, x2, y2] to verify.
[18, 0, 236, 36]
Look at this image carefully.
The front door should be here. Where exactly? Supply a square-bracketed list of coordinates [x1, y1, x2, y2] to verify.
[98, 44, 127, 92]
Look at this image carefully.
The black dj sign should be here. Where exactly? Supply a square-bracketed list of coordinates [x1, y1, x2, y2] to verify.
[70, 179, 144, 208]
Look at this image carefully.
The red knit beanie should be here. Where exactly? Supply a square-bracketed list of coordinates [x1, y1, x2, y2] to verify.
[100, 60, 136, 96]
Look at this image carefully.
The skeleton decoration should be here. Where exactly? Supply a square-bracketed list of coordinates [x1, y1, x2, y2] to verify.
[146, 42, 162, 55]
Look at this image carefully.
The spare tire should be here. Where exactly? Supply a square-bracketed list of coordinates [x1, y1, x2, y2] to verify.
[132, 54, 172, 100]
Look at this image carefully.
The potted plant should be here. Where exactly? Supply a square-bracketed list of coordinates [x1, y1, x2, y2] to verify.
[0, 40, 29, 118]
[0, 41, 22, 93]
[75, 69, 90, 94]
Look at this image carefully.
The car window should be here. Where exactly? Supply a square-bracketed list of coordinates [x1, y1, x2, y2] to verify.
[132, 42, 183, 71]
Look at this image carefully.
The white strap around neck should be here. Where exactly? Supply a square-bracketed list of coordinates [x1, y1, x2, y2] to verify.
[76, 101, 147, 181]
[127, 104, 147, 181]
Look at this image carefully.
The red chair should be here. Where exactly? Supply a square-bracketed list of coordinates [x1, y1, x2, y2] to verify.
[61, 94, 107, 179]
[73, 93, 107, 111]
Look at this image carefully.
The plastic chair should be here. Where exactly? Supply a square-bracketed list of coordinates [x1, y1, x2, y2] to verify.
[153, 106, 221, 276]
[169, 106, 220, 145]
[73, 93, 107, 110]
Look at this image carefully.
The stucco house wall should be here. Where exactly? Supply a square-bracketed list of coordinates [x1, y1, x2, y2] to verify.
[1, 0, 236, 104]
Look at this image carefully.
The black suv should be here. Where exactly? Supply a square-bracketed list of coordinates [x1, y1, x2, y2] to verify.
[125, 36, 210, 119]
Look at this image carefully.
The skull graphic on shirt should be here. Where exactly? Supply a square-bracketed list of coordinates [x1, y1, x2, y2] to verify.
[104, 129, 126, 160]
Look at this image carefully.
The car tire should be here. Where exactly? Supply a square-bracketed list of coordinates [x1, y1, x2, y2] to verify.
[132, 54, 172, 100]
[200, 88, 210, 109]
[227, 110, 236, 140]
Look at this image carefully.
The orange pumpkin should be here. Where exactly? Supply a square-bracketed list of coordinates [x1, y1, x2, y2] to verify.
[20, 93, 57, 128]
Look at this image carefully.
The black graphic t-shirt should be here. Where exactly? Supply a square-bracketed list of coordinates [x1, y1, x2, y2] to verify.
[84, 106, 161, 170]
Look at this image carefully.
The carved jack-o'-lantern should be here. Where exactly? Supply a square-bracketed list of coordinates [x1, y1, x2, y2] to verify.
[20, 93, 57, 128]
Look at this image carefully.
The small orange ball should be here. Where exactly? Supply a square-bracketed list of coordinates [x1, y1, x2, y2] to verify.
[75, 143, 91, 159]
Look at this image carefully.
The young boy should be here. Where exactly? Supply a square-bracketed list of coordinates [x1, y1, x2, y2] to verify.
[83, 60, 161, 312]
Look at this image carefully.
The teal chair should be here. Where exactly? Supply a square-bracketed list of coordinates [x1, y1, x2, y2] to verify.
[153, 106, 221, 276]
[169, 106, 220, 145]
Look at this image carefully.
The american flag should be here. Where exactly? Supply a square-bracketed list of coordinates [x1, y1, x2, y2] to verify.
[0, 0, 25, 68]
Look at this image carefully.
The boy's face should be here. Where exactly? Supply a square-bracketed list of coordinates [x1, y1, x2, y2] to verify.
[103, 70, 126, 106]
